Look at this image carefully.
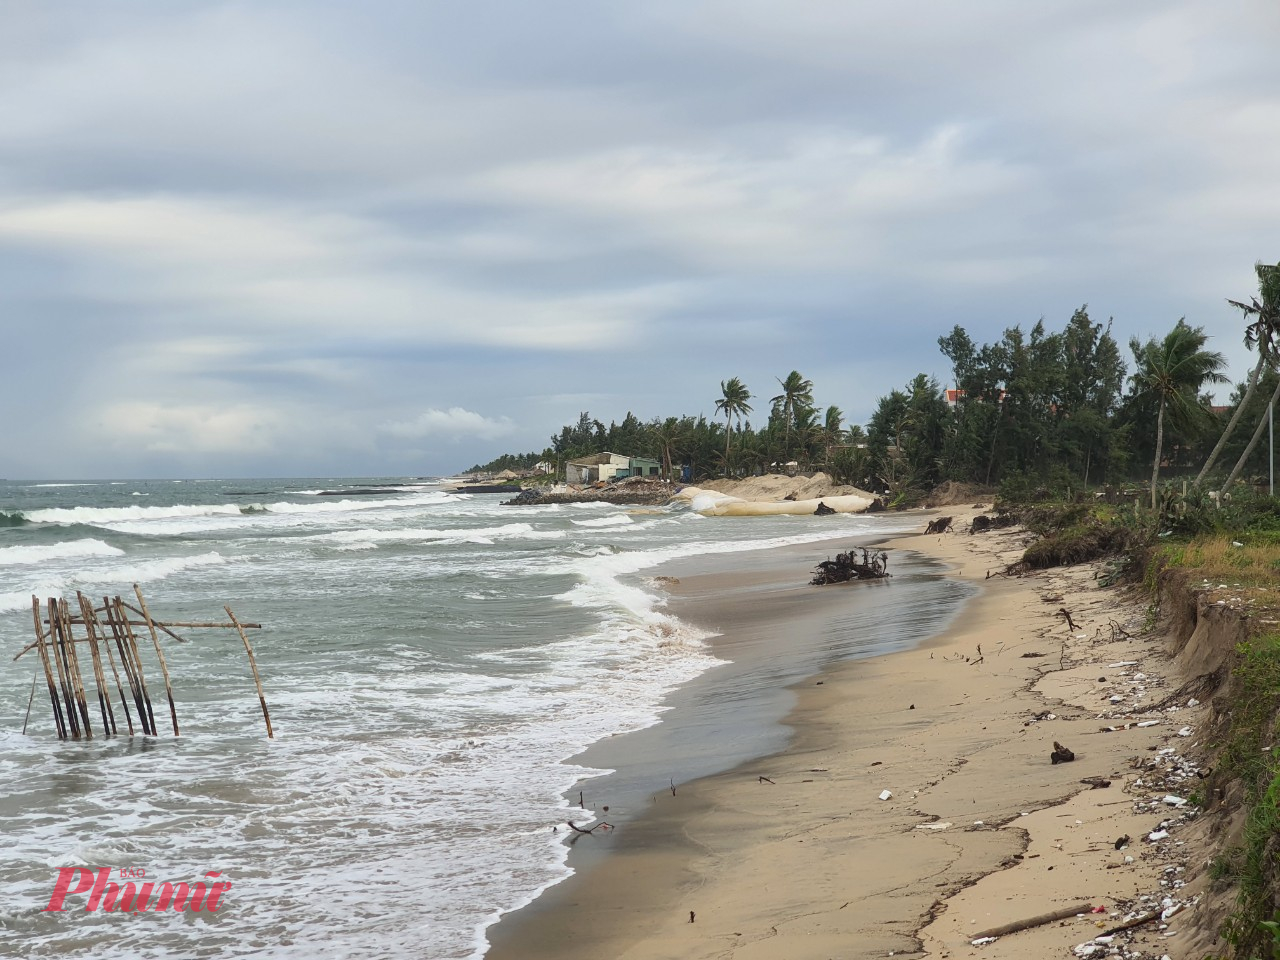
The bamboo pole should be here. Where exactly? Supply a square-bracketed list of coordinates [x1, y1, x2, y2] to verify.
[226, 606, 273, 738]
[48, 599, 83, 738]
[103, 598, 149, 736]
[77, 593, 117, 735]
[97, 609, 135, 736]
[44, 598, 75, 738]
[13, 615, 262, 662]
[114, 598, 157, 736]
[31, 597, 67, 740]
[133, 586, 179, 736]
[57, 599, 94, 738]
[22, 666, 38, 735]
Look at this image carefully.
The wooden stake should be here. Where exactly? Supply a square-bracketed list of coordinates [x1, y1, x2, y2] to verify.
[48, 599, 83, 738]
[96, 609, 135, 736]
[133, 586, 179, 736]
[31, 597, 67, 740]
[103, 598, 149, 735]
[76, 592, 117, 735]
[226, 606, 273, 738]
[22, 666, 37, 735]
[114, 598, 157, 736]
[57, 599, 94, 738]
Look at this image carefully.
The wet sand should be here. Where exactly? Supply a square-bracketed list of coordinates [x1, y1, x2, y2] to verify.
[485, 509, 1209, 959]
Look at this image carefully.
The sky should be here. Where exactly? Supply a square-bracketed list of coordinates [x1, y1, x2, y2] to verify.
[1, 1, 1277, 480]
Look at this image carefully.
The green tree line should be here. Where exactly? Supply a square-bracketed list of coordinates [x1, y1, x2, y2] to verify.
[471, 264, 1280, 504]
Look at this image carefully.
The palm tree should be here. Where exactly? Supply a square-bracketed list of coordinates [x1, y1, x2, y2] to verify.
[649, 416, 691, 480]
[770, 370, 814, 453]
[1195, 262, 1280, 486]
[1129, 320, 1228, 509]
[821, 405, 845, 465]
[714, 378, 753, 469]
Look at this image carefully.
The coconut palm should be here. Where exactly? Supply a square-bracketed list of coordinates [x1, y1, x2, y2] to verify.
[770, 370, 814, 453]
[1129, 320, 1228, 509]
[649, 416, 692, 480]
[821, 405, 845, 464]
[714, 377, 753, 469]
[1195, 262, 1280, 486]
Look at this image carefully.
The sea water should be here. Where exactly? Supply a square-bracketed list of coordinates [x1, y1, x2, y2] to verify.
[0, 478, 946, 958]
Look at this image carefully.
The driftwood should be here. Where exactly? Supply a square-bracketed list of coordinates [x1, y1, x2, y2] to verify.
[1051, 741, 1076, 764]
[566, 820, 613, 834]
[1100, 904, 1178, 936]
[811, 548, 891, 585]
[925, 516, 953, 534]
[971, 901, 1094, 941]
[970, 513, 1016, 534]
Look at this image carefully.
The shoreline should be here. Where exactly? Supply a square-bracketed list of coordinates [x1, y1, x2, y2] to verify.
[484, 507, 1210, 959]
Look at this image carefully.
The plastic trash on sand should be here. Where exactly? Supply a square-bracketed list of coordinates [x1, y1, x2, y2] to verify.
[879, 789, 892, 801]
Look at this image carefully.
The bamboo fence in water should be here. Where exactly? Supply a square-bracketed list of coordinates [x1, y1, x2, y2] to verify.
[13, 585, 272, 739]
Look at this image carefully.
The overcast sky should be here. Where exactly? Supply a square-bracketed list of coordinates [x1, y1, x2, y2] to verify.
[1, 1, 1277, 479]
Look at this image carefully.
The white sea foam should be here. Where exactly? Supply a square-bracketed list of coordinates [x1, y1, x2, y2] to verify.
[312, 523, 538, 549]
[570, 514, 634, 528]
[0, 538, 123, 567]
[24, 502, 249, 526]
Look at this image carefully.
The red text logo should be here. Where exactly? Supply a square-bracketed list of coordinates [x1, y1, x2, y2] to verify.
[44, 868, 230, 913]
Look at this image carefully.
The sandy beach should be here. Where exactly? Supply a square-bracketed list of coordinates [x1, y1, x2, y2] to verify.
[486, 506, 1211, 960]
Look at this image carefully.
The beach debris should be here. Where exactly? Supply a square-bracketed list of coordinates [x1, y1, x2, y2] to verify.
[915, 821, 952, 830]
[1114, 835, 1130, 849]
[689, 911, 696, 923]
[13, 587, 269, 740]
[969, 513, 1016, 534]
[970, 901, 1094, 942]
[925, 515, 953, 534]
[879, 789, 893, 800]
[810, 547, 891, 585]
[1057, 607, 1079, 631]
[1080, 777, 1111, 789]
[1051, 741, 1076, 764]
[566, 820, 613, 835]
[758, 776, 775, 784]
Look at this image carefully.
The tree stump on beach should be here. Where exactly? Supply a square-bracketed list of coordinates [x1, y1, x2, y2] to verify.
[811, 548, 891, 585]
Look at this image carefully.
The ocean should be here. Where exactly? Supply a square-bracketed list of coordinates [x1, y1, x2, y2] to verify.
[0, 478, 966, 959]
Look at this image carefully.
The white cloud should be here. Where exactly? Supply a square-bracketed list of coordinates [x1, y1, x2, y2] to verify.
[379, 408, 515, 441]
[92, 401, 288, 454]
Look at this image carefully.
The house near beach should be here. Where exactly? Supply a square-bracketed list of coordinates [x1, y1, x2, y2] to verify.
[565, 452, 663, 484]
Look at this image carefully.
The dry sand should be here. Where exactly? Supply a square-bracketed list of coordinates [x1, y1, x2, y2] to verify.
[486, 507, 1211, 960]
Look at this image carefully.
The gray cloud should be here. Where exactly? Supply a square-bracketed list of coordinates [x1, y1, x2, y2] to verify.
[0, 1, 1276, 479]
